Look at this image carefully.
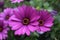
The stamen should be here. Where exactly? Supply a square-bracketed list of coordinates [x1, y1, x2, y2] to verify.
[39, 20, 44, 26]
[23, 18, 29, 25]
[5, 15, 9, 20]
[0, 27, 3, 32]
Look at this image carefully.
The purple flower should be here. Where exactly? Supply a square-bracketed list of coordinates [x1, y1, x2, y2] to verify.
[10, 0, 24, 3]
[0, 2, 4, 8]
[50, 10, 57, 16]
[37, 10, 54, 33]
[0, 8, 13, 23]
[9, 5, 39, 36]
[0, 19, 9, 40]
[0, 2, 4, 11]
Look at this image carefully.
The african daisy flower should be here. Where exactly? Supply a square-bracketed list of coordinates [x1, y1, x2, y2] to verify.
[9, 5, 39, 36]
[0, 2, 4, 11]
[0, 8, 13, 23]
[50, 10, 57, 16]
[0, 19, 9, 40]
[0, 2, 4, 8]
[10, 0, 24, 3]
[37, 9, 54, 33]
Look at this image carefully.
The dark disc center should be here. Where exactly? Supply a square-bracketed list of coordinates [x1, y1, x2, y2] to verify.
[39, 20, 44, 26]
[0, 27, 3, 32]
[5, 15, 10, 20]
[23, 18, 29, 25]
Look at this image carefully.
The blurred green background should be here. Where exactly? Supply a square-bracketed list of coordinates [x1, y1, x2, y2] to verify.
[1, 0, 60, 40]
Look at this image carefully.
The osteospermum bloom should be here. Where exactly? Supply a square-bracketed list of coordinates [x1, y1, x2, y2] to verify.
[50, 10, 57, 16]
[0, 19, 9, 40]
[0, 2, 4, 11]
[0, 8, 13, 23]
[0, 2, 4, 8]
[10, 0, 24, 3]
[9, 5, 39, 36]
[37, 9, 54, 33]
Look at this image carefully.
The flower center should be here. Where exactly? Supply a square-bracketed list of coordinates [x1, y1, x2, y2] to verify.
[39, 20, 44, 26]
[0, 27, 3, 32]
[23, 18, 29, 25]
[6, 15, 10, 20]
